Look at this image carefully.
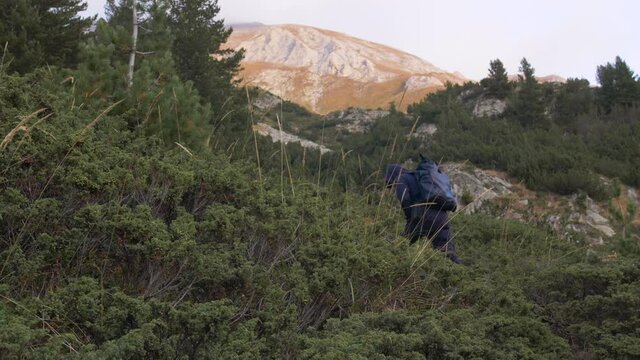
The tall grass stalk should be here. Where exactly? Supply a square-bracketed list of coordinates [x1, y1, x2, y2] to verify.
[245, 87, 263, 184]
[1, 108, 48, 151]
[0, 42, 10, 72]
[276, 114, 296, 198]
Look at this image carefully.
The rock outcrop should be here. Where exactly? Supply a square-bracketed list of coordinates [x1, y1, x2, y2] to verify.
[472, 97, 507, 117]
[442, 163, 513, 213]
[253, 123, 332, 154]
[326, 107, 390, 133]
[414, 123, 438, 136]
[441, 162, 632, 243]
[251, 91, 282, 112]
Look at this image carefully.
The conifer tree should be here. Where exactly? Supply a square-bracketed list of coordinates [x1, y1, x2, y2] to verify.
[518, 57, 536, 83]
[480, 59, 510, 98]
[509, 58, 546, 128]
[553, 78, 593, 130]
[596, 56, 639, 112]
[168, 0, 244, 111]
[0, 0, 93, 73]
[76, 0, 212, 150]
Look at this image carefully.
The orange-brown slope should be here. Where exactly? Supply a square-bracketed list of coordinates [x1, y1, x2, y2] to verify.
[225, 24, 467, 114]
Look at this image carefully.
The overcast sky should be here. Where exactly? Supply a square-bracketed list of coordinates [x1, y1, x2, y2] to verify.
[83, 0, 639, 84]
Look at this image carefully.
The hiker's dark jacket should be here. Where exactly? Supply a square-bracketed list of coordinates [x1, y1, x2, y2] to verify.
[385, 164, 455, 254]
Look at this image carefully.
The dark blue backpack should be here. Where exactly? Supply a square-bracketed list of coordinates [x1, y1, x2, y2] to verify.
[413, 155, 457, 212]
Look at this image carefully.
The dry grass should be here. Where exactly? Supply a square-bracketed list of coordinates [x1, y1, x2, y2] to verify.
[0, 41, 11, 71]
[1, 108, 52, 151]
[174, 142, 194, 157]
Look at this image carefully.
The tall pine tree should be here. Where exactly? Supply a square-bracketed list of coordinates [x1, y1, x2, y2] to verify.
[518, 57, 536, 83]
[76, 0, 213, 151]
[0, 0, 93, 73]
[509, 58, 547, 128]
[480, 58, 510, 98]
[596, 56, 639, 113]
[168, 0, 244, 111]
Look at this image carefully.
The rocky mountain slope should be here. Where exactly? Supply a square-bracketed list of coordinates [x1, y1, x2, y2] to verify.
[443, 163, 640, 245]
[248, 92, 639, 245]
[225, 23, 466, 114]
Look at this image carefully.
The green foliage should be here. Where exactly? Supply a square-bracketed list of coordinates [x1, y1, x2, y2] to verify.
[301, 309, 571, 360]
[408, 82, 475, 124]
[529, 260, 640, 359]
[553, 78, 593, 131]
[509, 58, 547, 128]
[460, 187, 474, 205]
[168, 0, 244, 111]
[74, 3, 214, 151]
[480, 58, 511, 99]
[0, 0, 93, 74]
[518, 57, 536, 83]
[597, 56, 640, 112]
[405, 61, 640, 197]
[1, 9, 640, 357]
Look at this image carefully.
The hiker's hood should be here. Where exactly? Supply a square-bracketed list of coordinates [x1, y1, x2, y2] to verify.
[385, 164, 407, 187]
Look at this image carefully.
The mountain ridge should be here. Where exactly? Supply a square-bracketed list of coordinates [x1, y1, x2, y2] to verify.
[224, 23, 467, 113]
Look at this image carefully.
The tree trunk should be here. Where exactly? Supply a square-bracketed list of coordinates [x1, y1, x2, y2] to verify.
[127, 0, 138, 89]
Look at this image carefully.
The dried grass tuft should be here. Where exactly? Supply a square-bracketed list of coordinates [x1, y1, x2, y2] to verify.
[1, 108, 48, 151]
[174, 142, 193, 157]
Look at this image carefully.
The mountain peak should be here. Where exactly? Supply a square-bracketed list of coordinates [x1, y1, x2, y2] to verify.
[224, 24, 466, 113]
[228, 22, 266, 30]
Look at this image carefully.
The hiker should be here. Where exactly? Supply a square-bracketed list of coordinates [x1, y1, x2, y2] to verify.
[385, 161, 461, 264]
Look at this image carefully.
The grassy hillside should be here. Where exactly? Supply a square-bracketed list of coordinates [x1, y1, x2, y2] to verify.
[1, 3, 640, 359]
[1, 65, 640, 360]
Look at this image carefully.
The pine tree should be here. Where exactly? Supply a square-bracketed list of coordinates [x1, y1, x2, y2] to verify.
[0, 0, 93, 73]
[596, 56, 639, 113]
[509, 58, 547, 128]
[480, 59, 510, 98]
[518, 57, 536, 83]
[76, 0, 212, 150]
[553, 78, 593, 131]
[168, 0, 244, 111]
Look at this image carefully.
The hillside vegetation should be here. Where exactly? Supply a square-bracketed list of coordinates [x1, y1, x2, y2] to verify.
[1, 1, 639, 359]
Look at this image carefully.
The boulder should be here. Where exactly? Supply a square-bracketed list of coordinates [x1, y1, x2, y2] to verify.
[414, 123, 438, 136]
[327, 107, 390, 133]
[441, 163, 512, 213]
[251, 91, 282, 111]
[473, 98, 507, 117]
[253, 123, 332, 154]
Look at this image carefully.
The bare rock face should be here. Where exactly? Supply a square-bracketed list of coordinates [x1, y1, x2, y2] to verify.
[251, 91, 282, 112]
[414, 123, 438, 136]
[473, 97, 507, 117]
[442, 163, 512, 213]
[224, 24, 466, 114]
[326, 107, 390, 133]
[253, 123, 332, 154]
[561, 196, 616, 241]
[440, 162, 626, 243]
[585, 198, 616, 237]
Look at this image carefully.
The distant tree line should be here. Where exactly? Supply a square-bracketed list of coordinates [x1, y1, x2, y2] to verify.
[406, 56, 640, 199]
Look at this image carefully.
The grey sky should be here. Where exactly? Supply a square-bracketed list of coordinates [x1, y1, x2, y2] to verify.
[84, 0, 639, 84]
